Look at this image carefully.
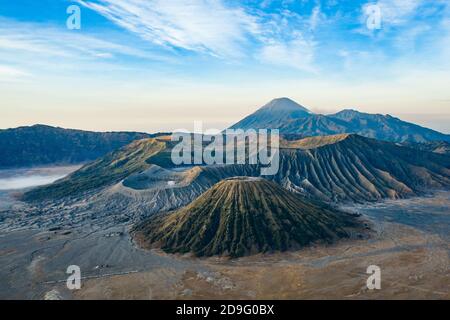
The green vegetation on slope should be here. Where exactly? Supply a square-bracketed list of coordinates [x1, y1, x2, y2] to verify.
[133, 177, 363, 257]
[22, 138, 166, 201]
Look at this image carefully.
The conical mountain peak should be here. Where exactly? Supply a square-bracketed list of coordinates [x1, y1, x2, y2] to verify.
[133, 178, 363, 257]
[229, 97, 312, 130]
[259, 97, 311, 114]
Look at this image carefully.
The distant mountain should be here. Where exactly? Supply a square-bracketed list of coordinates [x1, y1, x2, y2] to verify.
[328, 109, 449, 142]
[0, 124, 157, 168]
[24, 134, 450, 211]
[132, 177, 364, 257]
[230, 97, 311, 130]
[230, 98, 450, 143]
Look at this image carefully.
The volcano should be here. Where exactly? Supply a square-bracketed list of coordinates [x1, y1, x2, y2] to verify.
[229, 98, 450, 143]
[133, 177, 364, 257]
[229, 97, 312, 131]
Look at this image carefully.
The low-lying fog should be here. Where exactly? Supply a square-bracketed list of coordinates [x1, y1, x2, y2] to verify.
[0, 166, 81, 190]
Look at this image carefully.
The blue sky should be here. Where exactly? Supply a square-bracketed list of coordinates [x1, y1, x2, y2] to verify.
[0, 0, 449, 132]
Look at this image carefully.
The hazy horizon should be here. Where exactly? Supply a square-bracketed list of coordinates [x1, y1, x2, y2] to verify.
[1, 99, 449, 134]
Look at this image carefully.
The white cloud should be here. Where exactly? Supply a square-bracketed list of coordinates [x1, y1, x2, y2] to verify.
[361, 0, 425, 29]
[0, 1, 324, 84]
[0, 18, 163, 61]
[393, 24, 430, 50]
[78, 0, 260, 58]
[245, 8, 318, 72]
[377, 0, 423, 25]
[258, 36, 316, 72]
[0, 17, 181, 84]
[309, 6, 325, 31]
[76, 0, 320, 71]
[0, 65, 30, 80]
[356, 0, 431, 43]
[433, 17, 450, 67]
[260, 0, 273, 9]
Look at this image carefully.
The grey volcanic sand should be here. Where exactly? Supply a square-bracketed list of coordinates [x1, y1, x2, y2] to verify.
[341, 191, 450, 242]
[0, 166, 199, 299]
[0, 166, 448, 299]
[0, 226, 204, 299]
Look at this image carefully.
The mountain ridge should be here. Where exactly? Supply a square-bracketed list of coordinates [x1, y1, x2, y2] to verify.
[22, 133, 450, 219]
[0, 124, 164, 169]
[230, 98, 449, 143]
[2, 98, 448, 170]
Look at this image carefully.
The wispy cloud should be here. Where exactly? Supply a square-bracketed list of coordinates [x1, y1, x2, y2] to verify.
[76, 0, 319, 71]
[258, 36, 316, 72]
[0, 19, 154, 60]
[0, 65, 31, 82]
[0, 17, 177, 83]
[254, 8, 317, 71]
[376, 0, 424, 25]
[359, 0, 426, 32]
[77, 0, 260, 58]
[309, 6, 325, 31]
